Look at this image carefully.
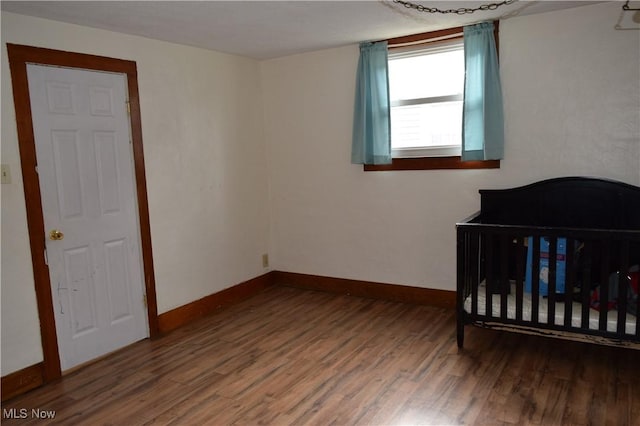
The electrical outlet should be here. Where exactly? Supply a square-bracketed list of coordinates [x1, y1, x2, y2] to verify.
[1, 164, 12, 184]
[262, 253, 269, 268]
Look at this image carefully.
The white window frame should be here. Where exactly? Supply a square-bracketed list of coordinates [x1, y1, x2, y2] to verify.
[388, 39, 464, 158]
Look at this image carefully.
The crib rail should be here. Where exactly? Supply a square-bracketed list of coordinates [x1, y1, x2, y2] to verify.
[456, 217, 640, 348]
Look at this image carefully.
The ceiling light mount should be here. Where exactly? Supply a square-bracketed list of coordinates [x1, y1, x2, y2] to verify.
[392, 0, 516, 15]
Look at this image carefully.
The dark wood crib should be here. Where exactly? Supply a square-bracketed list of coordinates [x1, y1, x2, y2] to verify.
[456, 177, 640, 348]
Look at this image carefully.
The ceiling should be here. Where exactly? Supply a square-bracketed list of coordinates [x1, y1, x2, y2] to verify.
[1, 1, 604, 60]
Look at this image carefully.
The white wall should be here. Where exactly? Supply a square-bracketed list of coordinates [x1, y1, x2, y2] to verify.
[261, 2, 639, 288]
[1, 12, 271, 375]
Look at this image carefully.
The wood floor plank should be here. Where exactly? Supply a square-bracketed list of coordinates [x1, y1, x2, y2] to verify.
[2, 285, 638, 425]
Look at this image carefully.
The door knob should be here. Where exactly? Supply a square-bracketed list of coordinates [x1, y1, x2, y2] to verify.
[49, 229, 64, 241]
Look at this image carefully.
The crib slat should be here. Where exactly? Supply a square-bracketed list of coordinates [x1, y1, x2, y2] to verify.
[471, 231, 479, 316]
[500, 234, 509, 320]
[616, 240, 629, 335]
[531, 236, 540, 324]
[581, 242, 592, 329]
[485, 233, 494, 318]
[547, 236, 557, 325]
[599, 240, 610, 331]
[515, 236, 524, 322]
[635, 241, 640, 338]
[564, 238, 576, 329]
[636, 278, 640, 338]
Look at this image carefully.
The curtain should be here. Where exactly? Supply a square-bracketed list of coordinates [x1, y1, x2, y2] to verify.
[351, 41, 392, 165]
[462, 22, 504, 161]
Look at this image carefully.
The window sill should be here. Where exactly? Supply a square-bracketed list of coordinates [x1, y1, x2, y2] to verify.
[363, 156, 500, 171]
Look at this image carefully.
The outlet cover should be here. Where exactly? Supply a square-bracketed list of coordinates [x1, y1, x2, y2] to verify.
[262, 253, 269, 268]
[1, 164, 12, 184]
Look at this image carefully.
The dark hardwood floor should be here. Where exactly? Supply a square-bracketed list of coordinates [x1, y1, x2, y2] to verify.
[2, 285, 639, 425]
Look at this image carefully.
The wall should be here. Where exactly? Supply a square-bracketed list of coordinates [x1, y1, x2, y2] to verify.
[1, 12, 271, 375]
[261, 2, 639, 288]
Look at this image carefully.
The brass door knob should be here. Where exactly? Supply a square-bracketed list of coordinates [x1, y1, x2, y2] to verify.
[49, 229, 64, 241]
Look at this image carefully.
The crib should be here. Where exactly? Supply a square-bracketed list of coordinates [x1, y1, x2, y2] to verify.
[456, 177, 640, 348]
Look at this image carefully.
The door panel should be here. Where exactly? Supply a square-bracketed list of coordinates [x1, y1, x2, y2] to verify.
[104, 238, 133, 323]
[52, 130, 84, 219]
[63, 244, 98, 337]
[27, 64, 148, 371]
[94, 131, 121, 215]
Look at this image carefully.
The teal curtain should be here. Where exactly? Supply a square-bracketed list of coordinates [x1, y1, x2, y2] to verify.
[462, 22, 504, 161]
[351, 41, 392, 165]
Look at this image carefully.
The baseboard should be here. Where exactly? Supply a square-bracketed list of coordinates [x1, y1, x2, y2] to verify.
[1, 363, 44, 402]
[2, 271, 452, 401]
[157, 272, 274, 334]
[271, 271, 456, 309]
[157, 270, 454, 334]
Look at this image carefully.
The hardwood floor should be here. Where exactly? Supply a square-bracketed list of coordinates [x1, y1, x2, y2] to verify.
[2, 285, 639, 425]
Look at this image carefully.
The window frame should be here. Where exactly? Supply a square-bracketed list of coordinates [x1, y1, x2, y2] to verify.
[364, 24, 500, 172]
[389, 38, 464, 159]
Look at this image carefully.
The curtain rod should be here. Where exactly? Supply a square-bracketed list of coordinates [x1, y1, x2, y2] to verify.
[380, 21, 499, 49]
[388, 32, 463, 49]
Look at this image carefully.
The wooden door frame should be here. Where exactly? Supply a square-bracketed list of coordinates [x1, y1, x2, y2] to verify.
[6, 44, 159, 382]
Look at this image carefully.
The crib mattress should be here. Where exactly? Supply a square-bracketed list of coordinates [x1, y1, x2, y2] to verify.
[464, 282, 637, 336]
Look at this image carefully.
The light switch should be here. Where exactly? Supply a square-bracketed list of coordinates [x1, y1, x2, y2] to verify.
[1, 164, 11, 184]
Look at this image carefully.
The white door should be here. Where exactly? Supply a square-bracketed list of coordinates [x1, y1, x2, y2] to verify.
[26, 64, 149, 371]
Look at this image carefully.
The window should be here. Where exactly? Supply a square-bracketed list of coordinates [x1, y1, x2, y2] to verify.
[364, 26, 500, 171]
[389, 39, 464, 158]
